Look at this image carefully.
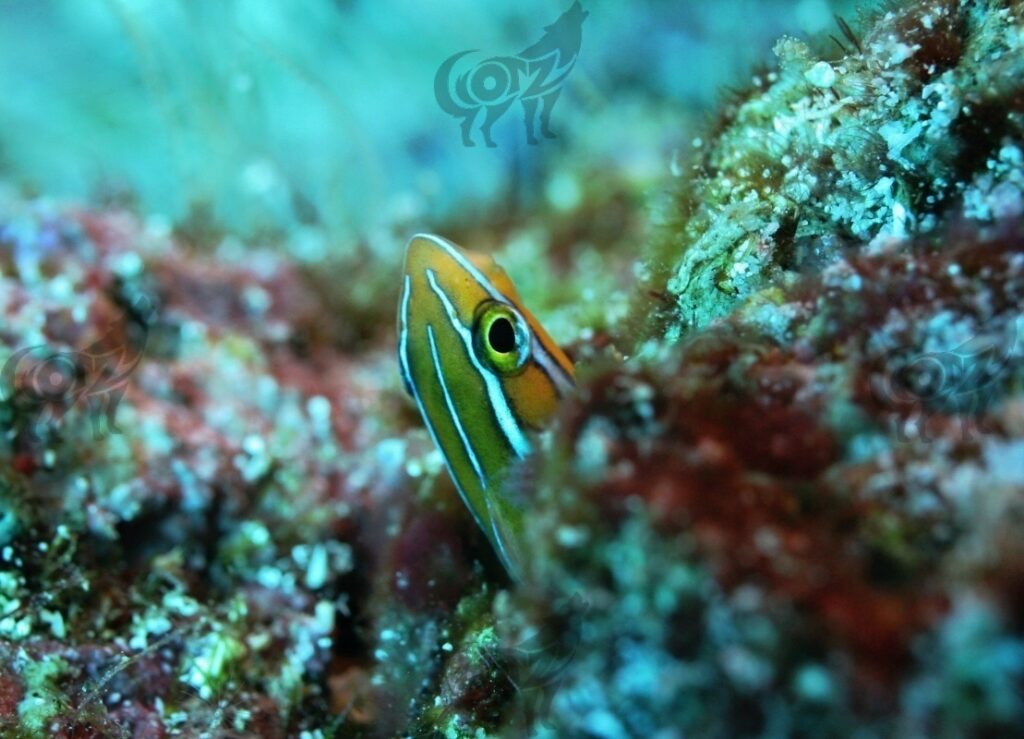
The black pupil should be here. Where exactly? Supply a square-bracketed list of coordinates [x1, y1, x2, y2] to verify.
[488, 317, 517, 353]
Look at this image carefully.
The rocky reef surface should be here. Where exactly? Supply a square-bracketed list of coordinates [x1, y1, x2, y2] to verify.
[0, 0, 1022, 737]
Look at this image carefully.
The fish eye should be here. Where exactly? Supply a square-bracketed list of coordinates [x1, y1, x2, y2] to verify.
[488, 316, 517, 353]
[475, 302, 530, 374]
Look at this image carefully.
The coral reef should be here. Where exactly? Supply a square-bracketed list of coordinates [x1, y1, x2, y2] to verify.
[0, 195, 367, 736]
[643, 0, 1024, 344]
[0, 0, 1021, 737]
[512, 220, 1024, 735]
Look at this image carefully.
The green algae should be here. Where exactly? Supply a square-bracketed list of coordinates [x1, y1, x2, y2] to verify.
[180, 628, 247, 701]
[16, 652, 69, 736]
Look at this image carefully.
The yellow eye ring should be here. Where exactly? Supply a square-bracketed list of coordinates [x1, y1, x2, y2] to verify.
[474, 301, 530, 375]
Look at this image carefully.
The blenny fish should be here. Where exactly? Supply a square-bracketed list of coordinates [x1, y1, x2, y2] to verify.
[397, 234, 574, 577]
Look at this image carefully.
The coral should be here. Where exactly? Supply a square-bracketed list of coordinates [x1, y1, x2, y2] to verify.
[642, 0, 1024, 345]
[508, 218, 1024, 734]
[0, 194, 370, 736]
[484, 1, 1024, 735]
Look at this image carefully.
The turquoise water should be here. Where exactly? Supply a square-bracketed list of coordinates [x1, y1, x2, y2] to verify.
[0, 0, 858, 243]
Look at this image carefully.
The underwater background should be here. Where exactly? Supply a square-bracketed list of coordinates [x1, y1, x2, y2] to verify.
[1, 0, 1023, 736]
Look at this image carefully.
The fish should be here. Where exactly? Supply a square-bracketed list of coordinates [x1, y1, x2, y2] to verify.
[397, 234, 575, 577]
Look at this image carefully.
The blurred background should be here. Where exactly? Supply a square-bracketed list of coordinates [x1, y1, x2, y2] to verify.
[0, 0, 861, 255]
